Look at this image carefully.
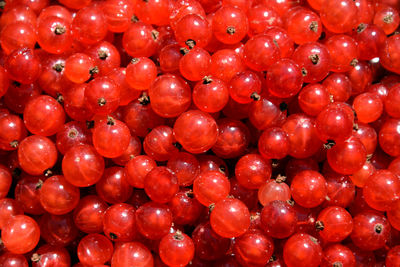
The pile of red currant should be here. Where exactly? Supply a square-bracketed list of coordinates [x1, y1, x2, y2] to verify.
[1, 0, 400, 266]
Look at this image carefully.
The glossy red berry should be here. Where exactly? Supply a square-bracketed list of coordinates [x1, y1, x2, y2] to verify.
[261, 200, 297, 239]
[159, 231, 195, 267]
[210, 198, 250, 238]
[243, 34, 280, 71]
[291, 170, 327, 208]
[193, 171, 230, 206]
[316, 206, 353, 242]
[320, 0, 358, 33]
[135, 202, 173, 240]
[111, 242, 154, 267]
[283, 233, 322, 267]
[144, 167, 179, 204]
[103, 203, 136, 242]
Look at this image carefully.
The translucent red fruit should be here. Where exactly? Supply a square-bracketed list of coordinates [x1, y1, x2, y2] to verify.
[135, 201, 173, 240]
[283, 233, 322, 267]
[102, 0, 134, 32]
[37, 16, 73, 54]
[148, 74, 191, 118]
[0, 113, 26, 151]
[233, 230, 274, 266]
[193, 77, 229, 113]
[387, 246, 400, 267]
[235, 154, 272, 189]
[373, 6, 400, 35]
[135, 0, 171, 26]
[72, 5, 108, 45]
[354, 23, 387, 61]
[353, 92, 383, 123]
[174, 110, 219, 154]
[179, 47, 211, 82]
[210, 198, 250, 238]
[350, 211, 390, 251]
[243, 34, 281, 71]
[315, 103, 354, 143]
[0, 252, 28, 267]
[92, 117, 131, 158]
[212, 118, 250, 159]
[327, 137, 367, 175]
[385, 84, 400, 118]
[103, 203, 136, 242]
[173, 14, 212, 48]
[229, 70, 262, 104]
[298, 83, 330, 116]
[379, 33, 400, 74]
[286, 8, 322, 45]
[126, 155, 157, 188]
[320, 244, 356, 267]
[5, 47, 41, 84]
[193, 171, 230, 207]
[210, 49, 245, 83]
[248, 5, 283, 36]
[169, 189, 203, 225]
[23, 95, 65, 136]
[0, 165, 11, 199]
[18, 135, 57, 176]
[39, 175, 80, 215]
[0, 198, 23, 229]
[124, 22, 159, 58]
[126, 57, 157, 91]
[212, 5, 248, 44]
[320, 0, 358, 33]
[111, 242, 154, 267]
[143, 125, 179, 162]
[159, 231, 195, 267]
[55, 121, 92, 155]
[73, 195, 108, 234]
[32, 245, 71, 267]
[0, 22, 37, 55]
[144, 167, 179, 204]
[85, 76, 120, 115]
[96, 167, 132, 204]
[2, 215, 40, 254]
[363, 169, 400, 211]
[292, 42, 331, 83]
[325, 34, 359, 73]
[62, 144, 105, 187]
[282, 114, 323, 159]
[261, 200, 297, 239]
[316, 206, 353, 242]
[291, 170, 327, 208]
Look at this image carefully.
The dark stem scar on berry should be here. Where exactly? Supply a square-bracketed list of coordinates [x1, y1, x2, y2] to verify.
[107, 116, 115, 126]
[350, 58, 359, 67]
[180, 47, 189, 55]
[319, 31, 326, 40]
[89, 66, 99, 75]
[383, 14, 394, 24]
[272, 39, 279, 48]
[52, 63, 64, 72]
[325, 195, 331, 201]
[138, 92, 150, 105]
[54, 24, 66, 35]
[329, 94, 334, 103]
[366, 153, 373, 162]
[269, 255, 277, 262]
[209, 203, 215, 212]
[333, 262, 343, 267]
[219, 165, 226, 174]
[131, 14, 139, 23]
[0, 1, 5, 9]
[98, 97, 106, 106]
[173, 230, 184, 241]
[301, 67, 308, 77]
[309, 236, 318, 244]
[323, 139, 336, 149]
[185, 190, 195, 198]
[203, 76, 213, 84]
[109, 232, 118, 240]
[250, 92, 261, 101]
[357, 23, 367, 33]
[68, 128, 78, 138]
[309, 21, 319, 32]
[35, 179, 44, 190]
[309, 54, 320, 65]
[98, 49, 109, 60]
[250, 212, 260, 222]
[31, 253, 41, 262]
[44, 169, 53, 177]
[226, 26, 236, 35]
[185, 39, 196, 49]
[315, 220, 325, 231]
[151, 30, 159, 41]
[56, 93, 64, 104]
[9, 140, 18, 148]
[353, 122, 359, 131]
[375, 223, 383, 234]
[131, 58, 140, 64]
[12, 81, 21, 87]
[275, 174, 286, 183]
[286, 199, 294, 206]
